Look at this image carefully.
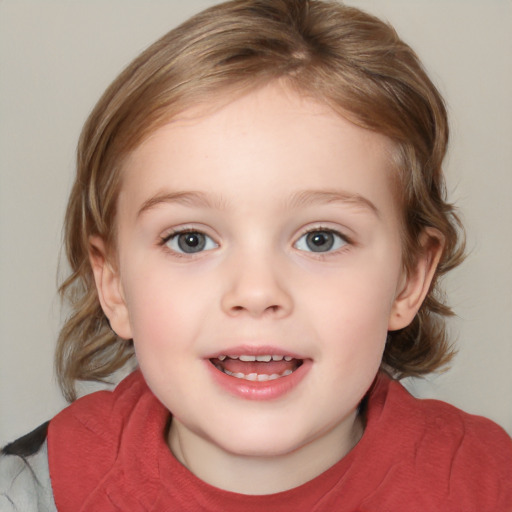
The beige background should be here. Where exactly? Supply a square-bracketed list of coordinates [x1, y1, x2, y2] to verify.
[1, 0, 511, 446]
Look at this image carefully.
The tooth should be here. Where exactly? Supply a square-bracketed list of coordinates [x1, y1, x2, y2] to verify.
[228, 355, 239, 360]
[218, 355, 226, 361]
[284, 356, 293, 361]
[256, 355, 272, 362]
[239, 355, 256, 362]
[223, 368, 295, 381]
[272, 355, 284, 361]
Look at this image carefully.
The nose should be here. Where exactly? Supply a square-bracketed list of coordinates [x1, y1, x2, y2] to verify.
[220, 252, 293, 318]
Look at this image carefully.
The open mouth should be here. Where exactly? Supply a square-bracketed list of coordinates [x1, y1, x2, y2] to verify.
[210, 354, 303, 382]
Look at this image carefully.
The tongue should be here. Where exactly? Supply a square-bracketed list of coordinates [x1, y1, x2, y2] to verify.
[214, 358, 299, 375]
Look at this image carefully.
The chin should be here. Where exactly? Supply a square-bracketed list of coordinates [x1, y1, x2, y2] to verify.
[212, 427, 313, 459]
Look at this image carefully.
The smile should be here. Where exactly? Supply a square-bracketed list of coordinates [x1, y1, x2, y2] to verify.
[209, 354, 304, 382]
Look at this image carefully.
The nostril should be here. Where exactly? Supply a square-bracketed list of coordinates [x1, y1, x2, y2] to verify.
[229, 304, 280, 314]
[221, 283, 293, 318]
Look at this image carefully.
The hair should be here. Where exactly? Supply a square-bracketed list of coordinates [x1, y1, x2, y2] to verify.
[56, 0, 465, 401]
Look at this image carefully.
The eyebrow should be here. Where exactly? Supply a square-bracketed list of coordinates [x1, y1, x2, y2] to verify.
[137, 188, 379, 218]
[288, 189, 380, 217]
[137, 191, 226, 217]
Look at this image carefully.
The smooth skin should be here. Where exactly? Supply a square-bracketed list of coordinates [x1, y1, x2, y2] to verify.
[90, 82, 443, 494]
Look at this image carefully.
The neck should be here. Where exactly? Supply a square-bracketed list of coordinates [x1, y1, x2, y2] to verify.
[168, 411, 363, 495]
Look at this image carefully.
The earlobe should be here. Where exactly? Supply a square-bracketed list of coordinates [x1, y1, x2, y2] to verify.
[89, 236, 133, 340]
[388, 228, 445, 331]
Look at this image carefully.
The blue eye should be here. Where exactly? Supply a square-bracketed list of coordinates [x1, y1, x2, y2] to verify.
[295, 230, 347, 253]
[164, 231, 218, 254]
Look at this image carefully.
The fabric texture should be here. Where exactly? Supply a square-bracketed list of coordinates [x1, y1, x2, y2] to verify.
[0, 440, 57, 512]
[42, 370, 512, 511]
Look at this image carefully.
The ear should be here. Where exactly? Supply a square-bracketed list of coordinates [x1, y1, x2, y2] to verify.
[89, 235, 133, 340]
[388, 228, 445, 331]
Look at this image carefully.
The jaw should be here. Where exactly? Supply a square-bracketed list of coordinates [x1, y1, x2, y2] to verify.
[167, 381, 363, 496]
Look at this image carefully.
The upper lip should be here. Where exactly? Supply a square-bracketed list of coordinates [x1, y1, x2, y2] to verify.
[205, 345, 307, 360]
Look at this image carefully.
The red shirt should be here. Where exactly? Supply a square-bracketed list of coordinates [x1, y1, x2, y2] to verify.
[48, 371, 512, 511]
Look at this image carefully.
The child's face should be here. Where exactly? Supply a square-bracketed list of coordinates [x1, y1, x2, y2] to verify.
[96, 82, 424, 478]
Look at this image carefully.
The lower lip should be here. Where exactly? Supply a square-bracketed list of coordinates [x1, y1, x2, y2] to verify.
[206, 359, 311, 401]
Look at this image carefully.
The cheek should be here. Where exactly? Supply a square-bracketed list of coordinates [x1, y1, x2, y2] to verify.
[121, 263, 212, 354]
[312, 264, 399, 326]
[303, 259, 400, 361]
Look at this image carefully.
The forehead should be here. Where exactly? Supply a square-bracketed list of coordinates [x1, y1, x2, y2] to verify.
[119, 83, 398, 219]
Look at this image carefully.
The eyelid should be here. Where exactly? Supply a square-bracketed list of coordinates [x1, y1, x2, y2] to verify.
[160, 224, 216, 243]
[160, 227, 219, 255]
[293, 226, 350, 253]
[302, 225, 349, 239]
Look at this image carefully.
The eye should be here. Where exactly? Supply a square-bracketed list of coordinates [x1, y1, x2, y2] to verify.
[294, 229, 347, 253]
[164, 231, 218, 254]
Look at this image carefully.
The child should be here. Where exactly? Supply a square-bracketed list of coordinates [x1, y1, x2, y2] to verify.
[1, 0, 511, 510]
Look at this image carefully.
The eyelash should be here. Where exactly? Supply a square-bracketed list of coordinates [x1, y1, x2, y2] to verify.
[158, 226, 352, 257]
[294, 227, 351, 256]
[159, 228, 218, 257]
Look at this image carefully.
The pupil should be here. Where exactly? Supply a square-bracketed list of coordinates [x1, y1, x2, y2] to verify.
[306, 231, 334, 252]
[178, 232, 205, 253]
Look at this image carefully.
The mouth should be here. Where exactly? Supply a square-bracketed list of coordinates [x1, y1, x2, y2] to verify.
[209, 354, 304, 382]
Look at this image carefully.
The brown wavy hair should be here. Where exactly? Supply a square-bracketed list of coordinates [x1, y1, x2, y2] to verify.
[56, 0, 465, 401]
